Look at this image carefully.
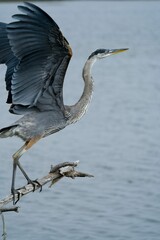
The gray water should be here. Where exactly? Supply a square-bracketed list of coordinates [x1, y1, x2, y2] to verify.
[0, 1, 160, 240]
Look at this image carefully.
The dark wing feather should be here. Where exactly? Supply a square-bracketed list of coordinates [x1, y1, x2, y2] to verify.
[7, 2, 72, 113]
[0, 22, 19, 103]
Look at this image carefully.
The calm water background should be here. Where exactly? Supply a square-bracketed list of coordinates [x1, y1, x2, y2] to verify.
[0, 1, 160, 240]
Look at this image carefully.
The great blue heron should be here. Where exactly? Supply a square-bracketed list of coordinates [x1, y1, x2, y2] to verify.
[0, 2, 128, 204]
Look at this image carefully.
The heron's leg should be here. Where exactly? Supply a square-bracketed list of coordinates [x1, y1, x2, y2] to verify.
[11, 136, 42, 204]
[12, 142, 28, 204]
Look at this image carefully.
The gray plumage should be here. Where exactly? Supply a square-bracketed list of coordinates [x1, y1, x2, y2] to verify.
[0, 2, 128, 204]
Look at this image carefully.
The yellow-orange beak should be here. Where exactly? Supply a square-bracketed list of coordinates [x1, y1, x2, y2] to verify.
[109, 48, 129, 55]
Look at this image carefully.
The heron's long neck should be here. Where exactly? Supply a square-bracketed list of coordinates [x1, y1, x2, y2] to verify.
[67, 57, 96, 124]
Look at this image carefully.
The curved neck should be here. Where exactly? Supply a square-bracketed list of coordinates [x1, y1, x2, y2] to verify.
[67, 57, 96, 124]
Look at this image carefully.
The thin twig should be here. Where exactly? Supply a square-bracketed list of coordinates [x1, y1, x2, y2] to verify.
[0, 212, 7, 240]
[0, 207, 19, 213]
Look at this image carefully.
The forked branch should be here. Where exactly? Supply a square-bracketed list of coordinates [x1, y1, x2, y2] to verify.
[0, 161, 93, 240]
[0, 161, 93, 209]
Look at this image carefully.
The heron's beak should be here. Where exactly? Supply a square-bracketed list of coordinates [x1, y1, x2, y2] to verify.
[110, 48, 129, 55]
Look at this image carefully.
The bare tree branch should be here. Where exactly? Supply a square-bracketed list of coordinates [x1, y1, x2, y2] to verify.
[0, 161, 93, 239]
[0, 161, 93, 209]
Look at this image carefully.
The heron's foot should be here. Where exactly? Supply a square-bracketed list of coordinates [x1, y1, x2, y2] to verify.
[11, 188, 21, 205]
[28, 179, 42, 192]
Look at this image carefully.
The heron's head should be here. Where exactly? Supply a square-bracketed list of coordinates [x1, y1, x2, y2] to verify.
[88, 48, 128, 60]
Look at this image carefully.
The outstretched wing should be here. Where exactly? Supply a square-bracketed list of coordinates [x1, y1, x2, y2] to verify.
[7, 2, 72, 113]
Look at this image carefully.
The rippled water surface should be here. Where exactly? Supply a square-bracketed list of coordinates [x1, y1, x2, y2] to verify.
[0, 1, 160, 240]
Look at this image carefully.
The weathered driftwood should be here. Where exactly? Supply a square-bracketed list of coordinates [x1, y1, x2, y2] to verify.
[0, 161, 93, 239]
[0, 161, 93, 210]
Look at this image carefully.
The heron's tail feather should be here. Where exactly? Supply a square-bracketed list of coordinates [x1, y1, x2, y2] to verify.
[0, 125, 17, 138]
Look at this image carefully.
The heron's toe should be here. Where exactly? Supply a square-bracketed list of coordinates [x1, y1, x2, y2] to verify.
[28, 179, 42, 192]
[11, 188, 22, 205]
